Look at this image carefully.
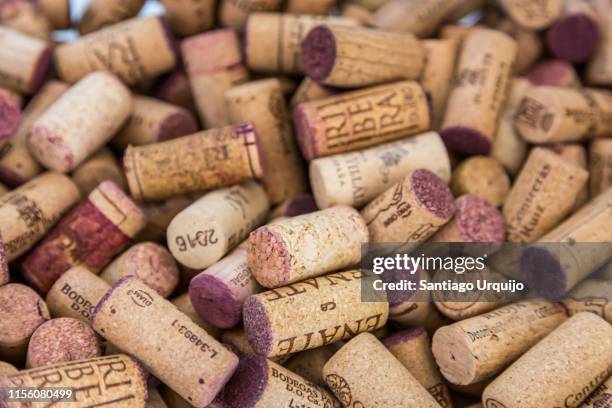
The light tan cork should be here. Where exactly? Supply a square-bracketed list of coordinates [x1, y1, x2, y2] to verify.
[171, 294, 222, 340]
[498, 0, 564, 29]
[0, 0, 51, 40]
[243, 270, 388, 357]
[0, 360, 17, 375]
[71, 148, 127, 196]
[38, 0, 71, 29]
[383, 328, 454, 407]
[92, 277, 239, 408]
[545, 143, 589, 211]
[28, 72, 132, 172]
[146, 387, 168, 408]
[301, 25, 424, 88]
[161, 0, 215, 37]
[79, 0, 145, 34]
[123, 123, 263, 202]
[515, 86, 612, 144]
[100, 242, 179, 298]
[226, 79, 308, 204]
[0, 354, 148, 407]
[440, 28, 517, 156]
[340, 3, 373, 25]
[502, 147, 589, 243]
[247, 206, 368, 288]
[294, 80, 430, 161]
[589, 139, 612, 197]
[290, 77, 336, 109]
[55, 16, 177, 85]
[0, 172, 80, 261]
[350, 0, 388, 10]
[432, 300, 568, 386]
[219, 0, 283, 32]
[45, 266, 110, 323]
[496, 18, 543, 75]
[580, 375, 612, 407]
[286, 0, 335, 14]
[284, 344, 339, 386]
[451, 157, 510, 207]
[310, 131, 451, 209]
[137, 195, 194, 243]
[323, 333, 441, 407]
[562, 279, 612, 323]
[587, 0, 612, 86]
[168, 181, 269, 269]
[482, 312, 612, 407]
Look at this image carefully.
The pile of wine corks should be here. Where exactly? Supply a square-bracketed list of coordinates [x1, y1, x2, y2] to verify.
[0, 0, 611, 407]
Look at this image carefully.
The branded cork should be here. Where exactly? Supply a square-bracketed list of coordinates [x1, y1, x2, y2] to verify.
[161, 0, 214, 37]
[589, 139, 612, 197]
[124, 123, 263, 202]
[294, 80, 430, 161]
[587, 0, 612, 86]
[361, 169, 456, 243]
[189, 243, 262, 329]
[181, 29, 249, 129]
[546, 0, 599, 63]
[101, 242, 179, 298]
[286, 0, 335, 14]
[0, 172, 80, 261]
[498, 0, 564, 29]
[432, 300, 568, 386]
[502, 147, 589, 243]
[71, 148, 127, 196]
[383, 328, 453, 407]
[515, 86, 612, 144]
[22, 180, 146, 294]
[545, 143, 589, 211]
[137, 195, 194, 243]
[323, 333, 441, 407]
[450, 158, 510, 207]
[0, 0, 51, 40]
[55, 16, 177, 85]
[301, 25, 424, 88]
[26, 317, 102, 368]
[580, 375, 612, 407]
[0, 89, 20, 141]
[171, 294, 222, 340]
[283, 344, 339, 387]
[168, 181, 269, 270]
[92, 276, 238, 407]
[562, 279, 612, 323]
[224, 355, 341, 408]
[79, 0, 145, 34]
[526, 59, 580, 87]
[247, 206, 368, 288]
[440, 28, 517, 156]
[482, 312, 612, 408]
[153, 69, 196, 113]
[0, 361, 17, 375]
[243, 270, 388, 357]
[28, 72, 132, 172]
[226, 79, 307, 204]
[38, 0, 70, 29]
[290, 78, 336, 109]
[219, 0, 283, 31]
[45, 266, 110, 323]
[269, 194, 318, 219]
[0, 354, 148, 407]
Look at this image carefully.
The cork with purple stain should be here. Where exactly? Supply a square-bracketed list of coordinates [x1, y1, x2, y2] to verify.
[269, 193, 318, 219]
[0, 88, 21, 141]
[525, 59, 580, 87]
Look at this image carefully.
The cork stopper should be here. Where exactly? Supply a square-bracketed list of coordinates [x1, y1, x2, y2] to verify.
[498, 0, 564, 29]
[269, 193, 318, 219]
[525, 59, 581, 87]
[171, 293, 222, 340]
[562, 278, 612, 323]
[152, 69, 196, 113]
[283, 344, 339, 387]
[0, 360, 17, 375]
[340, 3, 373, 25]
[160, 0, 214, 37]
[136, 195, 194, 243]
[0, 88, 21, 141]
[545, 142, 589, 211]
[451, 157, 510, 207]
[286, 0, 335, 14]
[79, 0, 145, 34]
[494, 17, 543, 75]
[0, 0, 51, 41]
[589, 138, 612, 197]
[71, 148, 127, 196]
[546, 0, 599, 63]
[586, 0, 612, 86]
[38, 0, 71, 29]
[26, 317, 102, 368]
[247, 206, 368, 288]
[219, 0, 283, 32]
[290, 77, 336, 108]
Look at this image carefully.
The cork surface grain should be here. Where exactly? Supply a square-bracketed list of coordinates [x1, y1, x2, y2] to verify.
[0, 234, 7, 286]
[437, 194, 506, 243]
[547, 13, 600, 63]
[0, 88, 21, 140]
[525, 59, 579, 87]
[0, 283, 49, 348]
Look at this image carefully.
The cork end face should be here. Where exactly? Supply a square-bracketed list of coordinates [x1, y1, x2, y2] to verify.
[520, 247, 567, 299]
[293, 105, 317, 162]
[454, 195, 505, 243]
[242, 296, 273, 356]
[382, 327, 426, 347]
[247, 226, 291, 288]
[27, 124, 75, 173]
[0, 90, 21, 140]
[0, 284, 50, 348]
[431, 325, 477, 386]
[546, 13, 600, 64]
[90, 275, 136, 327]
[284, 194, 318, 217]
[441, 126, 491, 156]
[525, 59, 576, 87]
[301, 25, 336, 82]
[189, 274, 243, 329]
[128, 243, 179, 298]
[223, 355, 268, 408]
[157, 110, 198, 142]
[29, 45, 53, 94]
[411, 169, 456, 221]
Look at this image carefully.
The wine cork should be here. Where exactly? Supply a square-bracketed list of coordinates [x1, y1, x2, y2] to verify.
[0, 0, 51, 40]
[294, 80, 430, 161]
[301, 25, 424, 88]
[0, 80, 66, 188]
[0, 172, 80, 261]
[171, 294, 222, 340]
[450, 158, 510, 207]
[589, 138, 612, 197]
[79, 0, 145, 34]
[482, 312, 612, 408]
[323, 333, 441, 407]
[498, 0, 564, 29]
[136, 195, 194, 243]
[580, 375, 612, 407]
[361, 169, 456, 243]
[526, 59, 580, 87]
[181, 29, 248, 129]
[92, 276, 239, 407]
[495, 18, 543, 75]
[545, 143, 589, 210]
[71, 148, 127, 196]
[243, 270, 388, 357]
[383, 328, 453, 407]
[0, 354, 148, 407]
[124, 123, 263, 202]
[55, 16, 177, 85]
[100, 242, 179, 298]
[226, 79, 307, 204]
[340, 3, 373, 25]
[562, 279, 612, 323]
[290, 77, 336, 109]
[269, 193, 318, 219]
[113, 96, 197, 149]
[223, 355, 341, 408]
[432, 300, 568, 386]
[0, 361, 17, 375]
[168, 181, 269, 269]
[21, 180, 146, 294]
[247, 206, 368, 288]
[286, 0, 335, 14]
[521, 188, 612, 297]
[221, 327, 290, 364]
[161, 0, 215, 37]
[546, 0, 599, 63]
[0, 89, 20, 141]
[310, 132, 450, 209]
[420, 39, 458, 130]
[219, 0, 283, 32]
[38, 0, 70, 29]
[153, 69, 196, 113]
[189, 243, 262, 329]
[586, 0, 612, 86]
[45, 266, 110, 323]
[0, 26, 51, 94]
[28, 72, 132, 172]
[26, 317, 102, 368]
[515, 86, 612, 144]
[0, 236, 7, 287]
[440, 28, 517, 156]
[283, 344, 339, 387]
[502, 147, 589, 243]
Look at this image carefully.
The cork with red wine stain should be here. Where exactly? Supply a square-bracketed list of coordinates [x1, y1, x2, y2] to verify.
[21, 180, 146, 294]
[546, 0, 600, 63]
[0, 88, 21, 141]
[451, 157, 510, 207]
[525, 59, 580, 87]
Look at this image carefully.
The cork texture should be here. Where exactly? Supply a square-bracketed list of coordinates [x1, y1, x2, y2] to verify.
[137, 195, 193, 243]
[0, 89, 20, 141]
[579, 375, 612, 407]
[0, 360, 17, 375]
[219, 0, 283, 31]
[498, 0, 564, 29]
[171, 293, 222, 340]
[586, 0, 612, 85]
[420, 39, 458, 129]
[79, 0, 145, 34]
[589, 138, 612, 197]
[71, 148, 127, 196]
[290, 77, 336, 108]
[546, 0, 599, 63]
[562, 279, 612, 323]
[545, 143, 589, 211]
[451, 157, 510, 207]
[269, 194, 318, 219]
[38, 0, 71, 29]
[0, 0, 51, 40]
[283, 344, 339, 387]
[525, 59, 580, 87]
[286, 0, 335, 14]
[161, 0, 215, 37]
